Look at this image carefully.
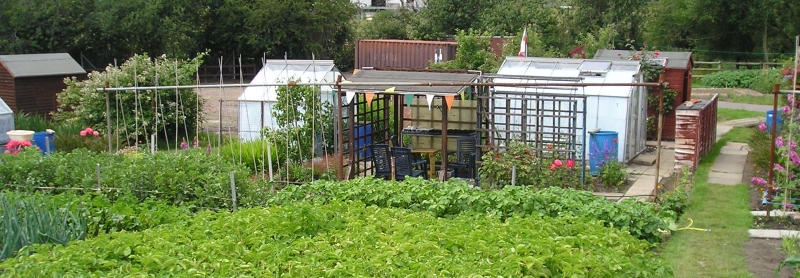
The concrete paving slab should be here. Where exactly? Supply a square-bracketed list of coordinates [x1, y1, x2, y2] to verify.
[749, 229, 800, 239]
[751, 211, 788, 217]
[708, 172, 743, 185]
[720, 145, 750, 156]
[619, 196, 650, 202]
[710, 154, 747, 173]
[632, 154, 657, 166]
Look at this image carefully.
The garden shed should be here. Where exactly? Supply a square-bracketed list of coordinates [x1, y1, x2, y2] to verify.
[237, 59, 343, 141]
[0, 53, 86, 118]
[491, 57, 648, 163]
[593, 49, 694, 140]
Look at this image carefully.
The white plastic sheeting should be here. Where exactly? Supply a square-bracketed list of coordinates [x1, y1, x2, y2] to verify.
[493, 57, 647, 162]
[0, 96, 13, 144]
[237, 60, 343, 141]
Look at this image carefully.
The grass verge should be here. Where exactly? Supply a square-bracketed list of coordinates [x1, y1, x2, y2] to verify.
[660, 129, 754, 278]
[724, 93, 775, 106]
[717, 108, 765, 122]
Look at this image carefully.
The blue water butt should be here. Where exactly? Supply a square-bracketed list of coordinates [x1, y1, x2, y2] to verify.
[589, 131, 618, 176]
[32, 131, 55, 154]
[766, 110, 784, 133]
[354, 124, 373, 159]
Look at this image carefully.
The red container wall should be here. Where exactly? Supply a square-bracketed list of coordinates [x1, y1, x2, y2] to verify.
[355, 40, 458, 70]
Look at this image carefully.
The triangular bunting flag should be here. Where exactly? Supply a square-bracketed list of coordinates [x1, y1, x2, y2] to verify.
[404, 93, 414, 107]
[365, 92, 375, 107]
[384, 87, 396, 93]
[426, 94, 435, 110]
[444, 95, 454, 110]
[345, 91, 355, 105]
[460, 92, 465, 100]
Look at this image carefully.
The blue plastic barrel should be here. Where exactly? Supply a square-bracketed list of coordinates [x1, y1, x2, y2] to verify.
[354, 124, 373, 159]
[766, 110, 784, 133]
[32, 132, 55, 154]
[589, 131, 618, 176]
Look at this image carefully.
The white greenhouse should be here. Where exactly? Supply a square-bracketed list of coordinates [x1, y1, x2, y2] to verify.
[0, 96, 13, 145]
[238, 60, 343, 141]
[492, 57, 647, 162]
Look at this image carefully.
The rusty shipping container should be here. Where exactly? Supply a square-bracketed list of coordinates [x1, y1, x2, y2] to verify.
[355, 40, 458, 70]
[442, 36, 510, 57]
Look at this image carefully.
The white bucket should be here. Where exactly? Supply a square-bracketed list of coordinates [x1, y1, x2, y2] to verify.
[6, 130, 35, 141]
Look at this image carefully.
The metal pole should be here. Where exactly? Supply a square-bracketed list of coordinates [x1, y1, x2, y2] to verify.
[102, 81, 666, 92]
[511, 165, 517, 186]
[104, 83, 112, 153]
[229, 171, 237, 212]
[767, 83, 781, 219]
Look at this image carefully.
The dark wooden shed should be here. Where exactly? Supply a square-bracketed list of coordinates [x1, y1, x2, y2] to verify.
[0, 53, 86, 118]
[594, 50, 694, 140]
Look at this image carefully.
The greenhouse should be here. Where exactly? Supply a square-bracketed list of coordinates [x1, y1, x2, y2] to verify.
[490, 57, 647, 163]
[237, 60, 343, 141]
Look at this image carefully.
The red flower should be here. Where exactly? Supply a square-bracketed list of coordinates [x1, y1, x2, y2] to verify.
[635, 54, 641, 60]
[566, 159, 575, 168]
[553, 159, 563, 167]
[654, 50, 660, 56]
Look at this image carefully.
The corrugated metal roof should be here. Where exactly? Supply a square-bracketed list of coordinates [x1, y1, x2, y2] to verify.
[0, 53, 85, 78]
[495, 56, 642, 97]
[341, 69, 479, 95]
[593, 49, 693, 69]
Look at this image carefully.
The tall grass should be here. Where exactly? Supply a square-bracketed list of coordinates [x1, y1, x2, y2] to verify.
[0, 192, 87, 261]
[13, 112, 48, 132]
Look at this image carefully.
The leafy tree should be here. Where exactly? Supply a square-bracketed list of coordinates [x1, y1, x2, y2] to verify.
[55, 53, 206, 146]
[414, 0, 496, 40]
[501, 28, 563, 58]
[430, 30, 500, 73]
[355, 10, 416, 40]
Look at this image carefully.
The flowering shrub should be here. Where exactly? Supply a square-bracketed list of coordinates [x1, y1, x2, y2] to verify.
[480, 141, 581, 190]
[751, 94, 800, 209]
[4, 140, 36, 155]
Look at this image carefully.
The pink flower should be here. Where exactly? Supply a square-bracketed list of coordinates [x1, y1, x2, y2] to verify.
[3, 150, 8, 154]
[514, 155, 520, 159]
[784, 105, 792, 113]
[654, 50, 660, 56]
[635, 54, 641, 60]
[550, 163, 557, 171]
[566, 159, 575, 168]
[775, 163, 786, 172]
[789, 94, 795, 103]
[80, 130, 87, 137]
[758, 123, 767, 132]
[553, 159, 563, 167]
[180, 139, 189, 149]
[206, 144, 212, 154]
[777, 136, 784, 148]
[751, 177, 767, 186]
[92, 131, 99, 137]
[193, 137, 199, 148]
[85, 127, 93, 133]
[792, 141, 798, 150]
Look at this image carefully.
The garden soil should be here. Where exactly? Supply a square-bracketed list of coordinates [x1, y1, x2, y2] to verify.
[745, 238, 795, 278]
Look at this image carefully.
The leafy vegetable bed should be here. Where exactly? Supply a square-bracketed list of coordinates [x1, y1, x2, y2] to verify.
[0, 202, 671, 277]
[269, 178, 671, 243]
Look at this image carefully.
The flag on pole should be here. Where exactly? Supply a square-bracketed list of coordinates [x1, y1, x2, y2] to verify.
[518, 26, 528, 57]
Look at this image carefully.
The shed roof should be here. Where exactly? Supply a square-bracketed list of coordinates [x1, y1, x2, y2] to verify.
[593, 49, 693, 69]
[341, 69, 479, 95]
[495, 57, 642, 98]
[0, 53, 85, 78]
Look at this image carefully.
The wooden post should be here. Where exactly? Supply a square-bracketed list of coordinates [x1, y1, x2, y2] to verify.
[767, 83, 781, 220]
[654, 74, 667, 202]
